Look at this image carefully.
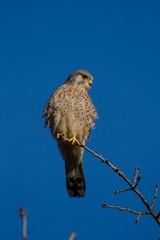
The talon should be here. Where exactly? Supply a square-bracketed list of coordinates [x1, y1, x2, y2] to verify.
[56, 133, 65, 139]
[68, 136, 81, 145]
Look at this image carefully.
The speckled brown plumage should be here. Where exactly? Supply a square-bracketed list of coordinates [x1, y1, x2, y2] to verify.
[43, 70, 98, 197]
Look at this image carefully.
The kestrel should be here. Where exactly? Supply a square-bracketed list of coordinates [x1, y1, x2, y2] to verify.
[43, 70, 98, 197]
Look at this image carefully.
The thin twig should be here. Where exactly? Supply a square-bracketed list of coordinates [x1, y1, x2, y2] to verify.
[115, 188, 132, 194]
[102, 204, 149, 218]
[18, 207, 28, 240]
[151, 184, 159, 209]
[58, 135, 160, 226]
[133, 167, 140, 185]
[135, 213, 142, 224]
[68, 232, 77, 240]
[102, 203, 149, 224]
[115, 167, 141, 194]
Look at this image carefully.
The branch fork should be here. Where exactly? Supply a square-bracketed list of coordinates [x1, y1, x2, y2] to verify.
[59, 135, 160, 226]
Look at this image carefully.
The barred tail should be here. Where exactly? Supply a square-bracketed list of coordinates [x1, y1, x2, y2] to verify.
[65, 157, 86, 197]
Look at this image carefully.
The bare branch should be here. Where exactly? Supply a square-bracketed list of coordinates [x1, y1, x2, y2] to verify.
[58, 135, 160, 226]
[151, 184, 159, 209]
[133, 167, 140, 185]
[115, 167, 141, 194]
[102, 203, 149, 223]
[18, 207, 28, 240]
[135, 213, 142, 224]
[68, 232, 77, 240]
[115, 188, 132, 194]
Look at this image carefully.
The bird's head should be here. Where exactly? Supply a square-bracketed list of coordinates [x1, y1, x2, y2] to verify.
[66, 70, 93, 90]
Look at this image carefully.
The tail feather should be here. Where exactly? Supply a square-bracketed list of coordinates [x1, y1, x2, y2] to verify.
[65, 159, 86, 197]
[57, 141, 86, 197]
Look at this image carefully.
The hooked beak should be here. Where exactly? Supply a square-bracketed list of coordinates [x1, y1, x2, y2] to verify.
[87, 78, 93, 86]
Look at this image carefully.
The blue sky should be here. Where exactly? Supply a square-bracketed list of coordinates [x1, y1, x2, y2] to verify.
[0, 0, 160, 239]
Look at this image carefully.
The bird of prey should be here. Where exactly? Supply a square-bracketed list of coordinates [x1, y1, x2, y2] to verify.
[43, 70, 98, 197]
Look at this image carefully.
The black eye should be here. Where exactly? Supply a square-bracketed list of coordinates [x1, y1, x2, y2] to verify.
[82, 74, 87, 79]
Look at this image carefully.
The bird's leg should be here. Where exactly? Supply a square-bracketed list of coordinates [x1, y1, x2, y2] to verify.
[68, 136, 81, 145]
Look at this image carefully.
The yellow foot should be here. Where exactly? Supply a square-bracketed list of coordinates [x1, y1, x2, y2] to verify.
[56, 133, 65, 139]
[68, 136, 81, 145]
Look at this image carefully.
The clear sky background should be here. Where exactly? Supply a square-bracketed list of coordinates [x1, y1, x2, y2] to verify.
[0, 0, 160, 239]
